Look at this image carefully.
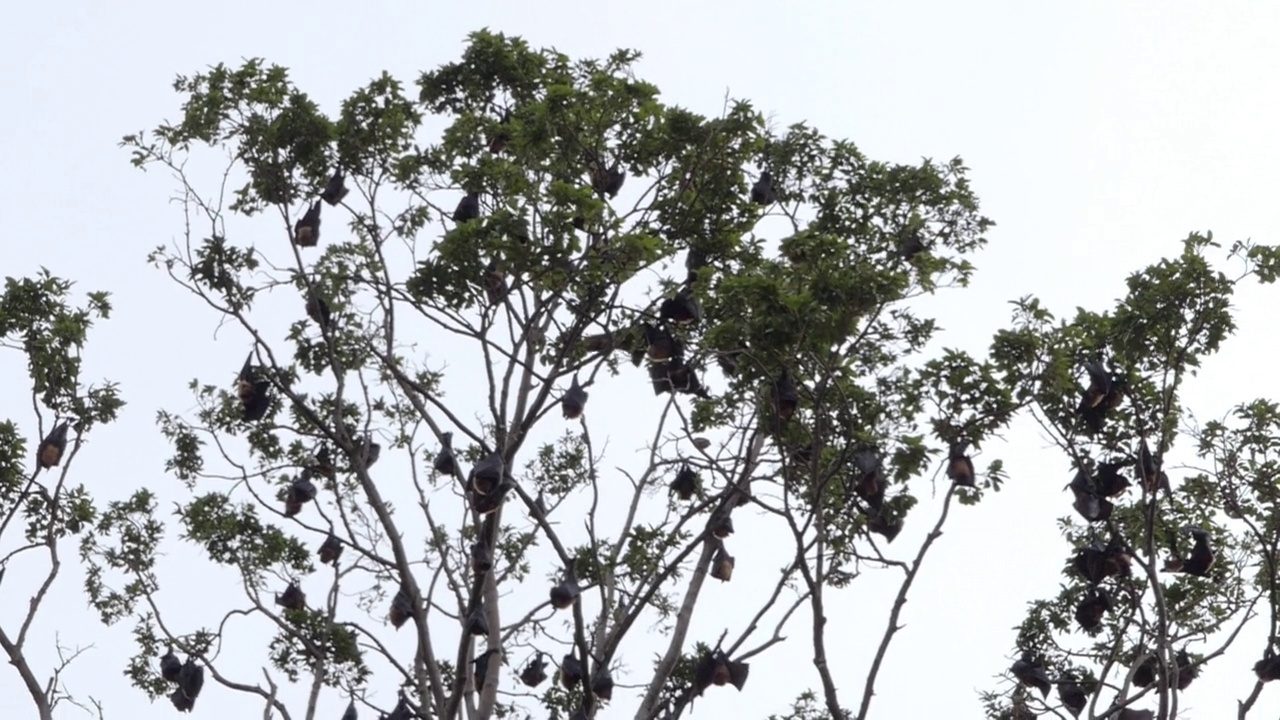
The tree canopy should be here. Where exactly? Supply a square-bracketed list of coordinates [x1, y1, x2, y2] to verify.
[3, 27, 1280, 720]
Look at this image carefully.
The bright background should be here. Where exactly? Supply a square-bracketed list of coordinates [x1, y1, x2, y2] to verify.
[3, 1, 1280, 718]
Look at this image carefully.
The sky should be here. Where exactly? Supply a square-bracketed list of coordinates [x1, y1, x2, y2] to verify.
[3, 1, 1280, 718]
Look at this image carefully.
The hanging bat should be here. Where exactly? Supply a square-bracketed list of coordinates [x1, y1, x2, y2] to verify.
[1074, 587, 1112, 632]
[355, 435, 381, 469]
[669, 465, 700, 501]
[533, 490, 548, 516]
[520, 652, 548, 687]
[1073, 542, 1108, 584]
[668, 358, 709, 397]
[305, 290, 334, 329]
[293, 201, 322, 247]
[591, 666, 615, 700]
[169, 657, 205, 712]
[472, 648, 501, 692]
[1135, 438, 1162, 492]
[318, 533, 343, 565]
[946, 440, 976, 487]
[489, 110, 512, 154]
[715, 348, 743, 376]
[1132, 652, 1157, 688]
[275, 581, 306, 611]
[750, 171, 778, 205]
[1254, 655, 1280, 682]
[562, 376, 589, 419]
[482, 259, 509, 304]
[852, 450, 887, 509]
[560, 653, 584, 689]
[283, 473, 318, 517]
[1077, 360, 1111, 412]
[1095, 458, 1133, 497]
[470, 451, 505, 495]
[710, 544, 735, 582]
[772, 368, 799, 421]
[591, 161, 626, 198]
[685, 247, 709, 277]
[1069, 468, 1112, 522]
[1165, 526, 1215, 577]
[1057, 676, 1089, 719]
[469, 480, 514, 515]
[691, 437, 712, 451]
[385, 694, 412, 720]
[1116, 710, 1155, 720]
[433, 432, 457, 475]
[897, 231, 927, 260]
[321, 169, 349, 206]
[312, 445, 337, 484]
[1010, 653, 1051, 698]
[709, 514, 734, 539]
[867, 510, 903, 542]
[659, 287, 703, 326]
[236, 353, 272, 422]
[453, 191, 481, 223]
[692, 649, 749, 696]
[1102, 536, 1132, 578]
[569, 706, 589, 720]
[159, 649, 182, 682]
[341, 699, 357, 720]
[643, 323, 681, 362]
[389, 584, 413, 629]
[36, 420, 70, 470]
[550, 564, 581, 610]
[1176, 647, 1199, 690]
[471, 541, 494, 575]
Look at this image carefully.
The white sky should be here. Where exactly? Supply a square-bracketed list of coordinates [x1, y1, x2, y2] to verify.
[3, 1, 1280, 718]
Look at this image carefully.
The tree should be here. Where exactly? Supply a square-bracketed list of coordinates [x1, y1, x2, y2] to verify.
[977, 234, 1280, 720]
[0, 271, 124, 720]
[108, 29, 1018, 720]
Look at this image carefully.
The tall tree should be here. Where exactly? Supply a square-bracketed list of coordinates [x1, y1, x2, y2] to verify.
[979, 234, 1280, 720]
[110, 30, 1014, 719]
[0, 271, 124, 720]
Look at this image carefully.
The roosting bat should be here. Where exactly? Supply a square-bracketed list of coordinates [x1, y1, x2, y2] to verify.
[659, 287, 703, 326]
[36, 420, 69, 470]
[1010, 653, 1051, 698]
[562, 376, 589, 419]
[283, 473, 318, 517]
[591, 665, 614, 700]
[433, 432, 457, 475]
[389, 584, 413, 629]
[692, 649, 749, 697]
[471, 540, 494, 574]
[560, 653, 584, 689]
[470, 451, 505, 495]
[275, 581, 306, 611]
[710, 543, 735, 582]
[550, 565, 581, 610]
[169, 657, 204, 712]
[159, 650, 182, 682]
[750, 171, 778, 205]
[472, 648, 500, 692]
[520, 652, 548, 687]
[946, 440, 976, 487]
[318, 533, 343, 565]
[771, 367, 799, 421]
[236, 353, 272, 422]
[453, 191, 480, 223]
[669, 465, 700, 501]
[321, 169, 348, 206]
[293, 201, 321, 247]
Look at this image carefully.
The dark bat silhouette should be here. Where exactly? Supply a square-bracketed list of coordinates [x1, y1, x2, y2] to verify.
[283, 473, 318, 517]
[433, 432, 457, 475]
[1132, 652, 1158, 688]
[897, 230, 927, 260]
[389, 584, 412, 629]
[318, 533, 343, 565]
[465, 605, 489, 636]
[591, 665, 614, 700]
[866, 510, 903, 543]
[1136, 438, 1165, 493]
[489, 110, 512, 154]
[1176, 647, 1199, 690]
[470, 451, 505, 495]
[591, 161, 626, 198]
[1254, 654, 1280, 682]
[643, 323, 680, 362]
[482, 259, 509, 304]
[472, 647, 500, 692]
[1078, 360, 1111, 412]
[36, 421, 69, 470]
[236, 353, 272, 422]
[710, 544, 735, 582]
[1165, 526, 1215, 577]
[169, 657, 204, 712]
[385, 694, 412, 720]
[1069, 467, 1112, 522]
[293, 201, 322, 247]
[453, 191, 481, 223]
[1074, 587, 1112, 632]
[355, 435, 381, 469]
[562, 376, 589, 419]
[852, 450, 887, 509]
[659, 287, 703, 326]
[1095, 458, 1133, 497]
[313, 445, 337, 484]
[533, 490, 548, 516]
[715, 348, 743, 376]
[321, 170, 349, 206]
[1010, 653, 1051, 698]
[772, 368, 799, 421]
[469, 480, 514, 515]
[550, 564, 581, 610]
[692, 649, 749, 696]
[471, 541, 494, 575]
[667, 358, 709, 397]
[1073, 541, 1110, 584]
[1103, 537, 1132, 578]
[305, 290, 333, 329]
[1057, 676, 1090, 718]
[275, 581, 306, 611]
[946, 440, 976, 487]
[750, 171, 778, 205]
[710, 514, 734, 539]
[1116, 710, 1155, 720]
[341, 698, 357, 720]
[159, 649, 182, 682]
[560, 653, 584, 689]
[520, 652, 548, 687]
[669, 465, 700, 501]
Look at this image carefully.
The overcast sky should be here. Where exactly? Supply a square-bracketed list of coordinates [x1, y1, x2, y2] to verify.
[3, 1, 1280, 718]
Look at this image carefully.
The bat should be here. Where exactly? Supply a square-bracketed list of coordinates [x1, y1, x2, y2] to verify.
[489, 110, 512, 154]
[575, 332, 617, 355]
[1074, 587, 1111, 632]
[710, 544, 735, 582]
[852, 450, 887, 509]
[1254, 654, 1280, 682]
[469, 480, 514, 515]
[169, 657, 205, 712]
[866, 510, 903, 543]
[897, 231, 927, 260]
[1102, 537, 1132, 579]
[341, 699, 357, 720]
[692, 437, 712, 451]
[283, 472, 318, 517]
[1095, 459, 1132, 497]
[750, 171, 778, 205]
[715, 348, 742, 376]
[658, 287, 703, 326]
[520, 652, 548, 687]
[570, 706, 589, 720]
[321, 169, 348, 206]
[453, 191, 481, 223]
[1010, 654, 1051, 698]
[592, 666, 615, 701]
[236, 353, 272, 422]
[385, 694, 412, 720]
[482, 259, 509, 304]
[472, 647, 500, 692]
[1069, 468, 1112, 523]
[293, 201, 322, 247]
[669, 465, 700, 501]
[560, 653, 584, 689]
[433, 432, 457, 475]
[356, 435, 381, 469]
[159, 650, 182, 682]
[668, 358, 709, 398]
[1077, 360, 1111, 412]
[772, 368, 799, 421]
[470, 451, 505, 495]
[692, 649, 749, 696]
[471, 541, 494, 575]
[1132, 652, 1158, 688]
[1176, 647, 1198, 690]
[533, 490, 548, 516]
[36, 421, 69, 470]
[305, 290, 333, 329]
[685, 247, 709, 275]
[275, 581, 306, 611]
[1116, 710, 1155, 720]
[591, 161, 626, 198]
[710, 514, 734, 539]
[643, 323, 680, 362]
[549, 564, 581, 610]
[946, 441, 976, 487]
[1072, 542, 1108, 584]
[562, 376, 589, 419]
[313, 445, 337, 484]
[318, 533, 343, 565]
[1166, 526, 1215, 577]
[1136, 439, 1161, 493]
[389, 584, 413, 629]
[1057, 676, 1090, 719]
